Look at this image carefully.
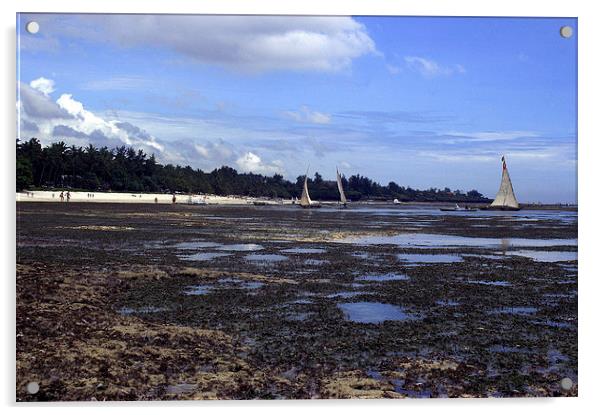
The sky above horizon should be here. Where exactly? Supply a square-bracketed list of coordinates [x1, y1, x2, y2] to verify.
[17, 14, 577, 203]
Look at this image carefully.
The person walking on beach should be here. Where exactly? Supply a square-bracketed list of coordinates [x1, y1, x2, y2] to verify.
[59, 191, 64, 202]
[66, 191, 71, 202]
[172, 194, 176, 204]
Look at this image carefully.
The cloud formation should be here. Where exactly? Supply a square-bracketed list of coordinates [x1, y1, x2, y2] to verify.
[284, 106, 331, 124]
[30, 77, 56, 96]
[28, 15, 376, 74]
[18, 77, 294, 177]
[404, 56, 465, 78]
[19, 78, 164, 154]
[236, 152, 284, 175]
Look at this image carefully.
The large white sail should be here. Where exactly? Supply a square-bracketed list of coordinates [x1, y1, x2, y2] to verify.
[490, 156, 519, 209]
[336, 168, 347, 204]
[299, 175, 312, 207]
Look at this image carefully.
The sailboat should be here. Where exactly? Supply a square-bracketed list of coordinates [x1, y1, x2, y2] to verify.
[440, 203, 478, 212]
[336, 167, 347, 208]
[440, 203, 462, 212]
[299, 170, 321, 208]
[485, 155, 521, 211]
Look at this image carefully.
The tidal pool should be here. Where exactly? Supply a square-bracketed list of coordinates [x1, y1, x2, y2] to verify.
[118, 306, 166, 315]
[304, 259, 329, 266]
[327, 291, 369, 299]
[244, 254, 288, 262]
[175, 241, 222, 249]
[436, 300, 460, 306]
[281, 247, 326, 254]
[398, 253, 463, 264]
[179, 252, 232, 261]
[490, 306, 538, 315]
[217, 243, 264, 251]
[506, 250, 577, 262]
[341, 233, 577, 249]
[338, 302, 417, 323]
[183, 285, 212, 295]
[356, 272, 410, 282]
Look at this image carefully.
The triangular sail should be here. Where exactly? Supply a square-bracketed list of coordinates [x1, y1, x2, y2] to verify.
[299, 175, 312, 207]
[336, 168, 347, 204]
[490, 156, 519, 209]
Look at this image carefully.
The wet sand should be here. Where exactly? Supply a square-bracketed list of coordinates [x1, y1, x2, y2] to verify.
[16, 202, 578, 400]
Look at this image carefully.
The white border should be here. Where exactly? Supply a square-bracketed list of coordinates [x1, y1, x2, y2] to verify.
[2, 1, 601, 414]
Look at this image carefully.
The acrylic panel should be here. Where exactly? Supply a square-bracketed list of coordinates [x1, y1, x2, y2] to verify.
[16, 13, 577, 401]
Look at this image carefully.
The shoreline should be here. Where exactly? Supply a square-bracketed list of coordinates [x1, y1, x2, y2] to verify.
[16, 191, 577, 211]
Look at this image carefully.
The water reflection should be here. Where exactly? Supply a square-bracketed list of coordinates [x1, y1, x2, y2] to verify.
[338, 302, 418, 323]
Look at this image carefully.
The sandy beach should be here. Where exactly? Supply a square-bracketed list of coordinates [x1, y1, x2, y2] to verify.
[16, 191, 290, 205]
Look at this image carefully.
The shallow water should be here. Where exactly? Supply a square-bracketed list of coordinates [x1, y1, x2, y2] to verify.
[398, 253, 463, 264]
[304, 259, 329, 266]
[489, 345, 531, 353]
[217, 243, 264, 251]
[341, 233, 577, 249]
[281, 247, 326, 254]
[175, 241, 222, 249]
[239, 281, 265, 289]
[183, 285, 212, 295]
[436, 299, 460, 306]
[327, 291, 369, 299]
[338, 302, 417, 323]
[506, 250, 577, 262]
[290, 298, 313, 305]
[491, 306, 538, 315]
[286, 312, 312, 321]
[244, 254, 288, 262]
[180, 252, 232, 261]
[356, 272, 410, 282]
[118, 306, 166, 315]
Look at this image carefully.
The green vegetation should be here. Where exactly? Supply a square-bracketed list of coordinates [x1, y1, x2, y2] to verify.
[16, 138, 489, 202]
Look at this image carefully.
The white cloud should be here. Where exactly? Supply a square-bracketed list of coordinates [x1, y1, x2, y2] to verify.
[20, 77, 165, 153]
[18, 82, 71, 120]
[195, 144, 209, 158]
[236, 152, 284, 175]
[404, 56, 465, 78]
[386, 64, 402, 75]
[194, 140, 235, 162]
[444, 130, 539, 142]
[30, 77, 55, 96]
[31, 15, 376, 73]
[284, 106, 331, 124]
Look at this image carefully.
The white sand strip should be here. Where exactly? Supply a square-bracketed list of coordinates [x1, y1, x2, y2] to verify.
[16, 191, 292, 205]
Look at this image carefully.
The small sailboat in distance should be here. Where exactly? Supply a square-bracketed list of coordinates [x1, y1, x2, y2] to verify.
[336, 167, 347, 208]
[485, 155, 521, 211]
[299, 169, 321, 208]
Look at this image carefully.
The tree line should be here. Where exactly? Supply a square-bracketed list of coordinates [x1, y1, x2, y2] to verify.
[16, 138, 489, 202]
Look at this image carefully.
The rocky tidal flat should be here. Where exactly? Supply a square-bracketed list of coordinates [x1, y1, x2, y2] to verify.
[16, 202, 577, 400]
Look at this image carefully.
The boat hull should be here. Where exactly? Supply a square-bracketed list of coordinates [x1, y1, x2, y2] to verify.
[481, 206, 521, 211]
[440, 208, 478, 212]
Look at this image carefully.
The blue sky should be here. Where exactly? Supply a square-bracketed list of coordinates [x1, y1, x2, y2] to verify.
[17, 14, 577, 202]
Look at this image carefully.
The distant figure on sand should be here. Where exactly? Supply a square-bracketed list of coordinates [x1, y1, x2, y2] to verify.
[154, 197, 158, 203]
[66, 191, 71, 202]
[172, 194, 176, 204]
[59, 191, 64, 202]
